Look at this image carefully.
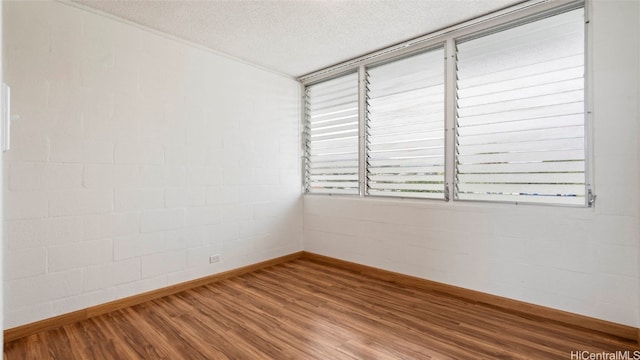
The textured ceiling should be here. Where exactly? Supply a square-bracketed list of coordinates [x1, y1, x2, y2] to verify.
[71, 0, 523, 77]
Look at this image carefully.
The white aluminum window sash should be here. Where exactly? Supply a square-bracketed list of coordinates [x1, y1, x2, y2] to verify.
[305, 72, 360, 195]
[454, 7, 587, 206]
[365, 48, 446, 199]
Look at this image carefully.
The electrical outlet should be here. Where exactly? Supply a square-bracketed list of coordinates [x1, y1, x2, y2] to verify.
[209, 255, 221, 264]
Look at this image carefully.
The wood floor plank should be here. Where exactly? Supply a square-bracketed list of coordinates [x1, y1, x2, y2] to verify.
[4, 258, 639, 359]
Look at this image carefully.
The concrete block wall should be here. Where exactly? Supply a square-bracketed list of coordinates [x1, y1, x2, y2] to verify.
[1, 0, 4, 345]
[3, 0, 638, 333]
[304, 0, 640, 328]
[3, 1, 302, 328]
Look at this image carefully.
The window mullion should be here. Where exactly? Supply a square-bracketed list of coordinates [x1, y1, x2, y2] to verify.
[584, 1, 595, 206]
[445, 38, 457, 202]
[358, 65, 368, 197]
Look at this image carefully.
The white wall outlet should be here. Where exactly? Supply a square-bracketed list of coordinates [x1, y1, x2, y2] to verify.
[209, 255, 221, 264]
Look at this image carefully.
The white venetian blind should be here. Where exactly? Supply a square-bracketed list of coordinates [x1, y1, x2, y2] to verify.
[455, 8, 586, 205]
[305, 72, 360, 195]
[366, 49, 446, 199]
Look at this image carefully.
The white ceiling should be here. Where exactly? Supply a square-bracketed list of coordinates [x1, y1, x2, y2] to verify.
[72, 0, 524, 78]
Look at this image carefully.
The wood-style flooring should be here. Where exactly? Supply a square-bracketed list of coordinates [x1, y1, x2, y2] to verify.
[4, 258, 639, 359]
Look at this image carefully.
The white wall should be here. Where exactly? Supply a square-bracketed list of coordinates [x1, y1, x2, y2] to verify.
[3, 0, 638, 334]
[305, 0, 640, 327]
[1, 0, 4, 346]
[637, 0, 640, 339]
[3, 1, 302, 328]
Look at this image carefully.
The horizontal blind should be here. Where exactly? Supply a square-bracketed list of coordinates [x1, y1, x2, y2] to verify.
[455, 8, 586, 205]
[305, 72, 360, 195]
[366, 49, 445, 199]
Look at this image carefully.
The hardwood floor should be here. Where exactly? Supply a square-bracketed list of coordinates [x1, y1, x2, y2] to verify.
[4, 258, 639, 359]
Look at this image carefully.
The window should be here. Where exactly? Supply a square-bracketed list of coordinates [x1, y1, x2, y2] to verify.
[304, 72, 359, 195]
[302, 2, 590, 207]
[366, 49, 446, 199]
[455, 8, 586, 205]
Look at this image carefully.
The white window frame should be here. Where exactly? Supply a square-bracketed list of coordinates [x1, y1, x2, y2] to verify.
[301, 0, 593, 207]
[304, 71, 360, 195]
[365, 47, 447, 200]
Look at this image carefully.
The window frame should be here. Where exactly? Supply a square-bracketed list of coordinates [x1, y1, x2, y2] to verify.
[453, 6, 589, 206]
[364, 46, 447, 200]
[303, 71, 360, 195]
[300, 0, 593, 207]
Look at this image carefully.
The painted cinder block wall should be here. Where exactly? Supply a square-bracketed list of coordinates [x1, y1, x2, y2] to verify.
[3, 0, 639, 332]
[3, 1, 302, 328]
[1, 0, 4, 345]
[304, 0, 640, 327]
